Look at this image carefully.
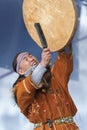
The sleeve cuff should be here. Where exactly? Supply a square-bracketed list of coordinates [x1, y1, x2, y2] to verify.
[31, 63, 47, 87]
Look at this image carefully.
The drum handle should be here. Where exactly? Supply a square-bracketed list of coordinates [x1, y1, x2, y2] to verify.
[34, 23, 48, 49]
[34, 23, 51, 67]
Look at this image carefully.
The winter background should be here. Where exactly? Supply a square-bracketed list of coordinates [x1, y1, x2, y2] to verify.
[0, 0, 87, 130]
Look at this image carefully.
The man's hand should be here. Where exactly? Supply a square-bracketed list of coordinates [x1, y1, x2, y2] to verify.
[40, 48, 52, 67]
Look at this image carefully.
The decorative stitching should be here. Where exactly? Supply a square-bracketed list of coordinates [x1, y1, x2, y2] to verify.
[23, 80, 31, 94]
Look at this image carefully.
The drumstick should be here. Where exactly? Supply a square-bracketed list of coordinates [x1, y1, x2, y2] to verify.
[34, 23, 48, 48]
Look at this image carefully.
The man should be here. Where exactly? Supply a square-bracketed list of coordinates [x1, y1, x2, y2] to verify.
[12, 43, 79, 130]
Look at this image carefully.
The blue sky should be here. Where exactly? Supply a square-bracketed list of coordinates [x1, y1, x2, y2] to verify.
[0, 0, 42, 70]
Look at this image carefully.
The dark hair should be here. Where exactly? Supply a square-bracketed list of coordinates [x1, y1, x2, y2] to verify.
[12, 52, 25, 104]
[12, 52, 22, 72]
[43, 66, 51, 87]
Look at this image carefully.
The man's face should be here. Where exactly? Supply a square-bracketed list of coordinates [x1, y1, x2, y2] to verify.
[17, 53, 39, 75]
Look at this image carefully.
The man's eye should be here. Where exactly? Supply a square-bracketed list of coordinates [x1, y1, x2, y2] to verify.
[25, 57, 28, 60]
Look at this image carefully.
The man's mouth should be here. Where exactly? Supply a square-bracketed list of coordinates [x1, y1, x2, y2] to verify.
[32, 61, 38, 66]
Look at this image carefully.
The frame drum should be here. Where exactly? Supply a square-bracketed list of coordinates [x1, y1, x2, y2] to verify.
[23, 0, 77, 52]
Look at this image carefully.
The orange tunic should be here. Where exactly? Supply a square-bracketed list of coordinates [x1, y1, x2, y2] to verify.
[16, 53, 79, 130]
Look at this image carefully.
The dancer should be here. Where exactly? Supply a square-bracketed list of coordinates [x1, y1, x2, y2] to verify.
[12, 43, 79, 130]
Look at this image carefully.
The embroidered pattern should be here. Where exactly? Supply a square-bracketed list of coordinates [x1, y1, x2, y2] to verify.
[23, 80, 31, 94]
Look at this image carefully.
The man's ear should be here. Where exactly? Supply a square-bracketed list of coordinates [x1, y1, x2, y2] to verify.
[18, 68, 24, 75]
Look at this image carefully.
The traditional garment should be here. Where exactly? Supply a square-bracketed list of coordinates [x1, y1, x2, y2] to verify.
[14, 52, 79, 130]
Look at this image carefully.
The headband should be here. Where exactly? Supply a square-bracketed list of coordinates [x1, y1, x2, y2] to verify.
[16, 52, 28, 73]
